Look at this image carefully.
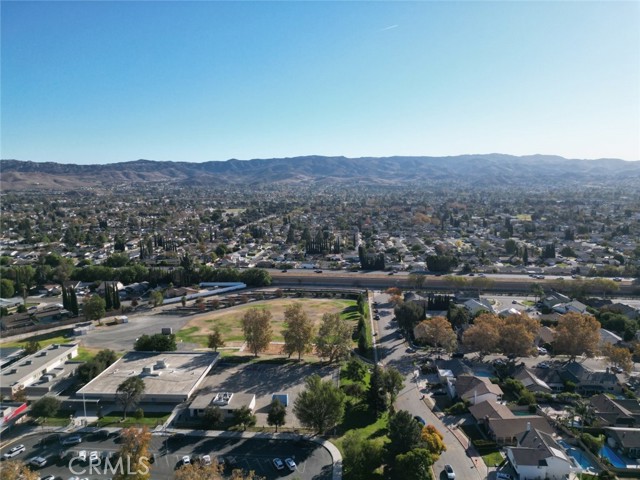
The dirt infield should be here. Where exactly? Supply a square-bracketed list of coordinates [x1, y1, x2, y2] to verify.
[176, 297, 358, 348]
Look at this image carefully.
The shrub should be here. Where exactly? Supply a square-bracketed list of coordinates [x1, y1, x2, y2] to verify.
[444, 401, 469, 415]
[134, 408, 144, 420]
[581, 433, 604, 455]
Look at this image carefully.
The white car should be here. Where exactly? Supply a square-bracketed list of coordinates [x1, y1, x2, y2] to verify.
[285, 458, 297, 471]
[182, 455, 191, 465]
[30, 456, 47, 467]
[273, 458, 285, 470]
[444, 464, 455, 479]
[89, 451, 100, 463]
[537, 347, 548, 355]
[201, 454, 211, 466]
[4, 444, 26, 458]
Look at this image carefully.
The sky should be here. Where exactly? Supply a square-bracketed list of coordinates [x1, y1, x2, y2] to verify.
[1, 1, 639, 164]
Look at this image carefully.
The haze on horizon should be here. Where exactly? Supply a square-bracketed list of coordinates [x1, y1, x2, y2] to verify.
[1, 1, 639, 165]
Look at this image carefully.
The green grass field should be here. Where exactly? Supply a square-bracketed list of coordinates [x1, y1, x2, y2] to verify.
[0, 328, 75, 348]
[177, 298, 358, 348]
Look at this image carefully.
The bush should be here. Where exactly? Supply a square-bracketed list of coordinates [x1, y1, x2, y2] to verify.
[534, 392, 553, 403]
[342, 383, 365, 399]
[134, 408, 144, 420]
[444, 401, 469, 415]
[581, 433, 604, 455]
[557, 392, 581, 404]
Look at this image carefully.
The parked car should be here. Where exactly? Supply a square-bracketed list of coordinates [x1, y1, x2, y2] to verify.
[41, 475, 56, 480]
[285, 458, 297, 471]
[182, 455, 191, 465]
[414, 416, 426, 426]
[89, 451, 100, 464]
[444, 464, 455, 479]
[314, 270, 323, 273]
[537, 347, 548, 354]
[496, 472, 513, 480]
[451, 352, 464, 358]
[273, 458, 285, 470]
[201, 454, 212, 466]
[4, 445, 25, 458]
[406, 347, 416, 353]
[536, 362, 550, 369]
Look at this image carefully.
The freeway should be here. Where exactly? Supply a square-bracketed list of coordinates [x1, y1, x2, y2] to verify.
[268, 269, 638, 296]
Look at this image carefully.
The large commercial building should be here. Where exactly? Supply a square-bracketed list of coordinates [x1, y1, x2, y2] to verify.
[77, 351, 219, 404]
[0, 343, 79, 397]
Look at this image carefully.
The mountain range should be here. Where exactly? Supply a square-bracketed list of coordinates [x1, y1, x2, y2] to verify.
[1, 154, 639, 191]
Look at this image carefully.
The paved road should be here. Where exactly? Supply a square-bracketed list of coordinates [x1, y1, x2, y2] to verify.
[0, 431, 332, 480]
[371, 292, 485, 480]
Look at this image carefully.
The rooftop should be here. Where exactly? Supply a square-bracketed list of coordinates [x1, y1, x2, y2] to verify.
[77, 351, 219, 399]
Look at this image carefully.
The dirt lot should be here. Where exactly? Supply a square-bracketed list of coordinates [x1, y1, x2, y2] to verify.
[177, 298, 357, 348]
[196, 360, 340, 428]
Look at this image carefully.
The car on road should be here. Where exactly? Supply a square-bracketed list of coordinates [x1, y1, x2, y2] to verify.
[29, 456, 47, 468]
[374, 315, 380, 320]
[4, 444, 26, 458]
[281, 269, 288, 273]
[314, 270, 323, 273]
[285, 458, 297, 471]
[512, 300, 519, 304]
[613, 277, 622, 282]
[61, 435, 82, 446]
[537, 347, 548, 354]
[273, 458, 285, 470]
[444, 464, 455, 479]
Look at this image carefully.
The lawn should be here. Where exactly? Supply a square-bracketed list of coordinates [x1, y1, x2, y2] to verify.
[0, 329, 75, 348]
[94, 412, 170, 428]
[482, 451, 504, 467]
[177, 298, 357, 347]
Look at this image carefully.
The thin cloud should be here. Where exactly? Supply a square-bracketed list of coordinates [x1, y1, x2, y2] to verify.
[380, 24, 399, 31]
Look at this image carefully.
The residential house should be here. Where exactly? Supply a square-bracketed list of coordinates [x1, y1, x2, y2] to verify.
[541, 292, 571, 310]
[536, 326, 555, 347]
[506, 426, 576, 479]
[600, 329, 623, 347]
[605, 427, 640, 459]
[452, 374, 503, 405]
[552, 300, 588, 315]
[590, 394, 640, 427]
[469, 400, 514, 427]
[463, 298, 495, 316]
[488, 416, 554, 446]
[514, 366, 553, 394]
[559, 361, 620, 395]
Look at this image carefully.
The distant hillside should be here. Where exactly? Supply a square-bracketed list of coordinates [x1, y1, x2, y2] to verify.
[1, 154, 639, 191]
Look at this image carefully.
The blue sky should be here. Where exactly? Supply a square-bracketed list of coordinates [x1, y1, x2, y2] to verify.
[2, 1, 639, 164]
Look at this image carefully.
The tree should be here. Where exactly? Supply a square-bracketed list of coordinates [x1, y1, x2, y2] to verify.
[387, 410, 424, 460]
[383, 367, 405, 407]
[602, 344, 633, 373]
[233, 405, 256, 431]
[394, 302, 424, 333]
[282, 303, 315, 360]
[367, 365, 390, 414]
[342, 431, 384, 480]
[203, 406, 224, 428]
[344, 358, 367, 383]
[499, 313, 540, 358]
[149, 290, 164, 307]
[83, 294, 106, 321]
[30, 396, 61, 418]
[267, 398, 286, 432]
[0, 460, 40, 480]
[24, 340, 41, 355]
[293, 374, 345, 434]
[414, 316, 457, 353]
[316, 312, 352, 363]
[181, 295, 187, 307]
[0, 278, 15, 298]
[553, 313, 601, 360]
[530, 283, 545, 302]
[394, 448, 433, 480]
[462, 313, 501, 355]
[69, 287, 79, 316]
[134, 334, 177, 352]
[116, 377, 145, 419]
[207, 325, 225, 352]
[175, 462, 264, 480]
[408, 273, 427, 290]
[421, 424, 446, 460]
[241, 308, 273, 357]
[114, 426, 152, 480]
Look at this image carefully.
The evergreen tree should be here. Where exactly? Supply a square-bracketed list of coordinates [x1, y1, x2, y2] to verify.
[104, 283, 113, 310]
[62, 285, 69, 310]
[113, 285, 121, 310]
[69, 288, 79, 316]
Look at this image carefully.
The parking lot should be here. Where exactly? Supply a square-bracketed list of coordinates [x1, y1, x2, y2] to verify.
[0, 431, 333, 480]
[195, 360, 340, 428]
